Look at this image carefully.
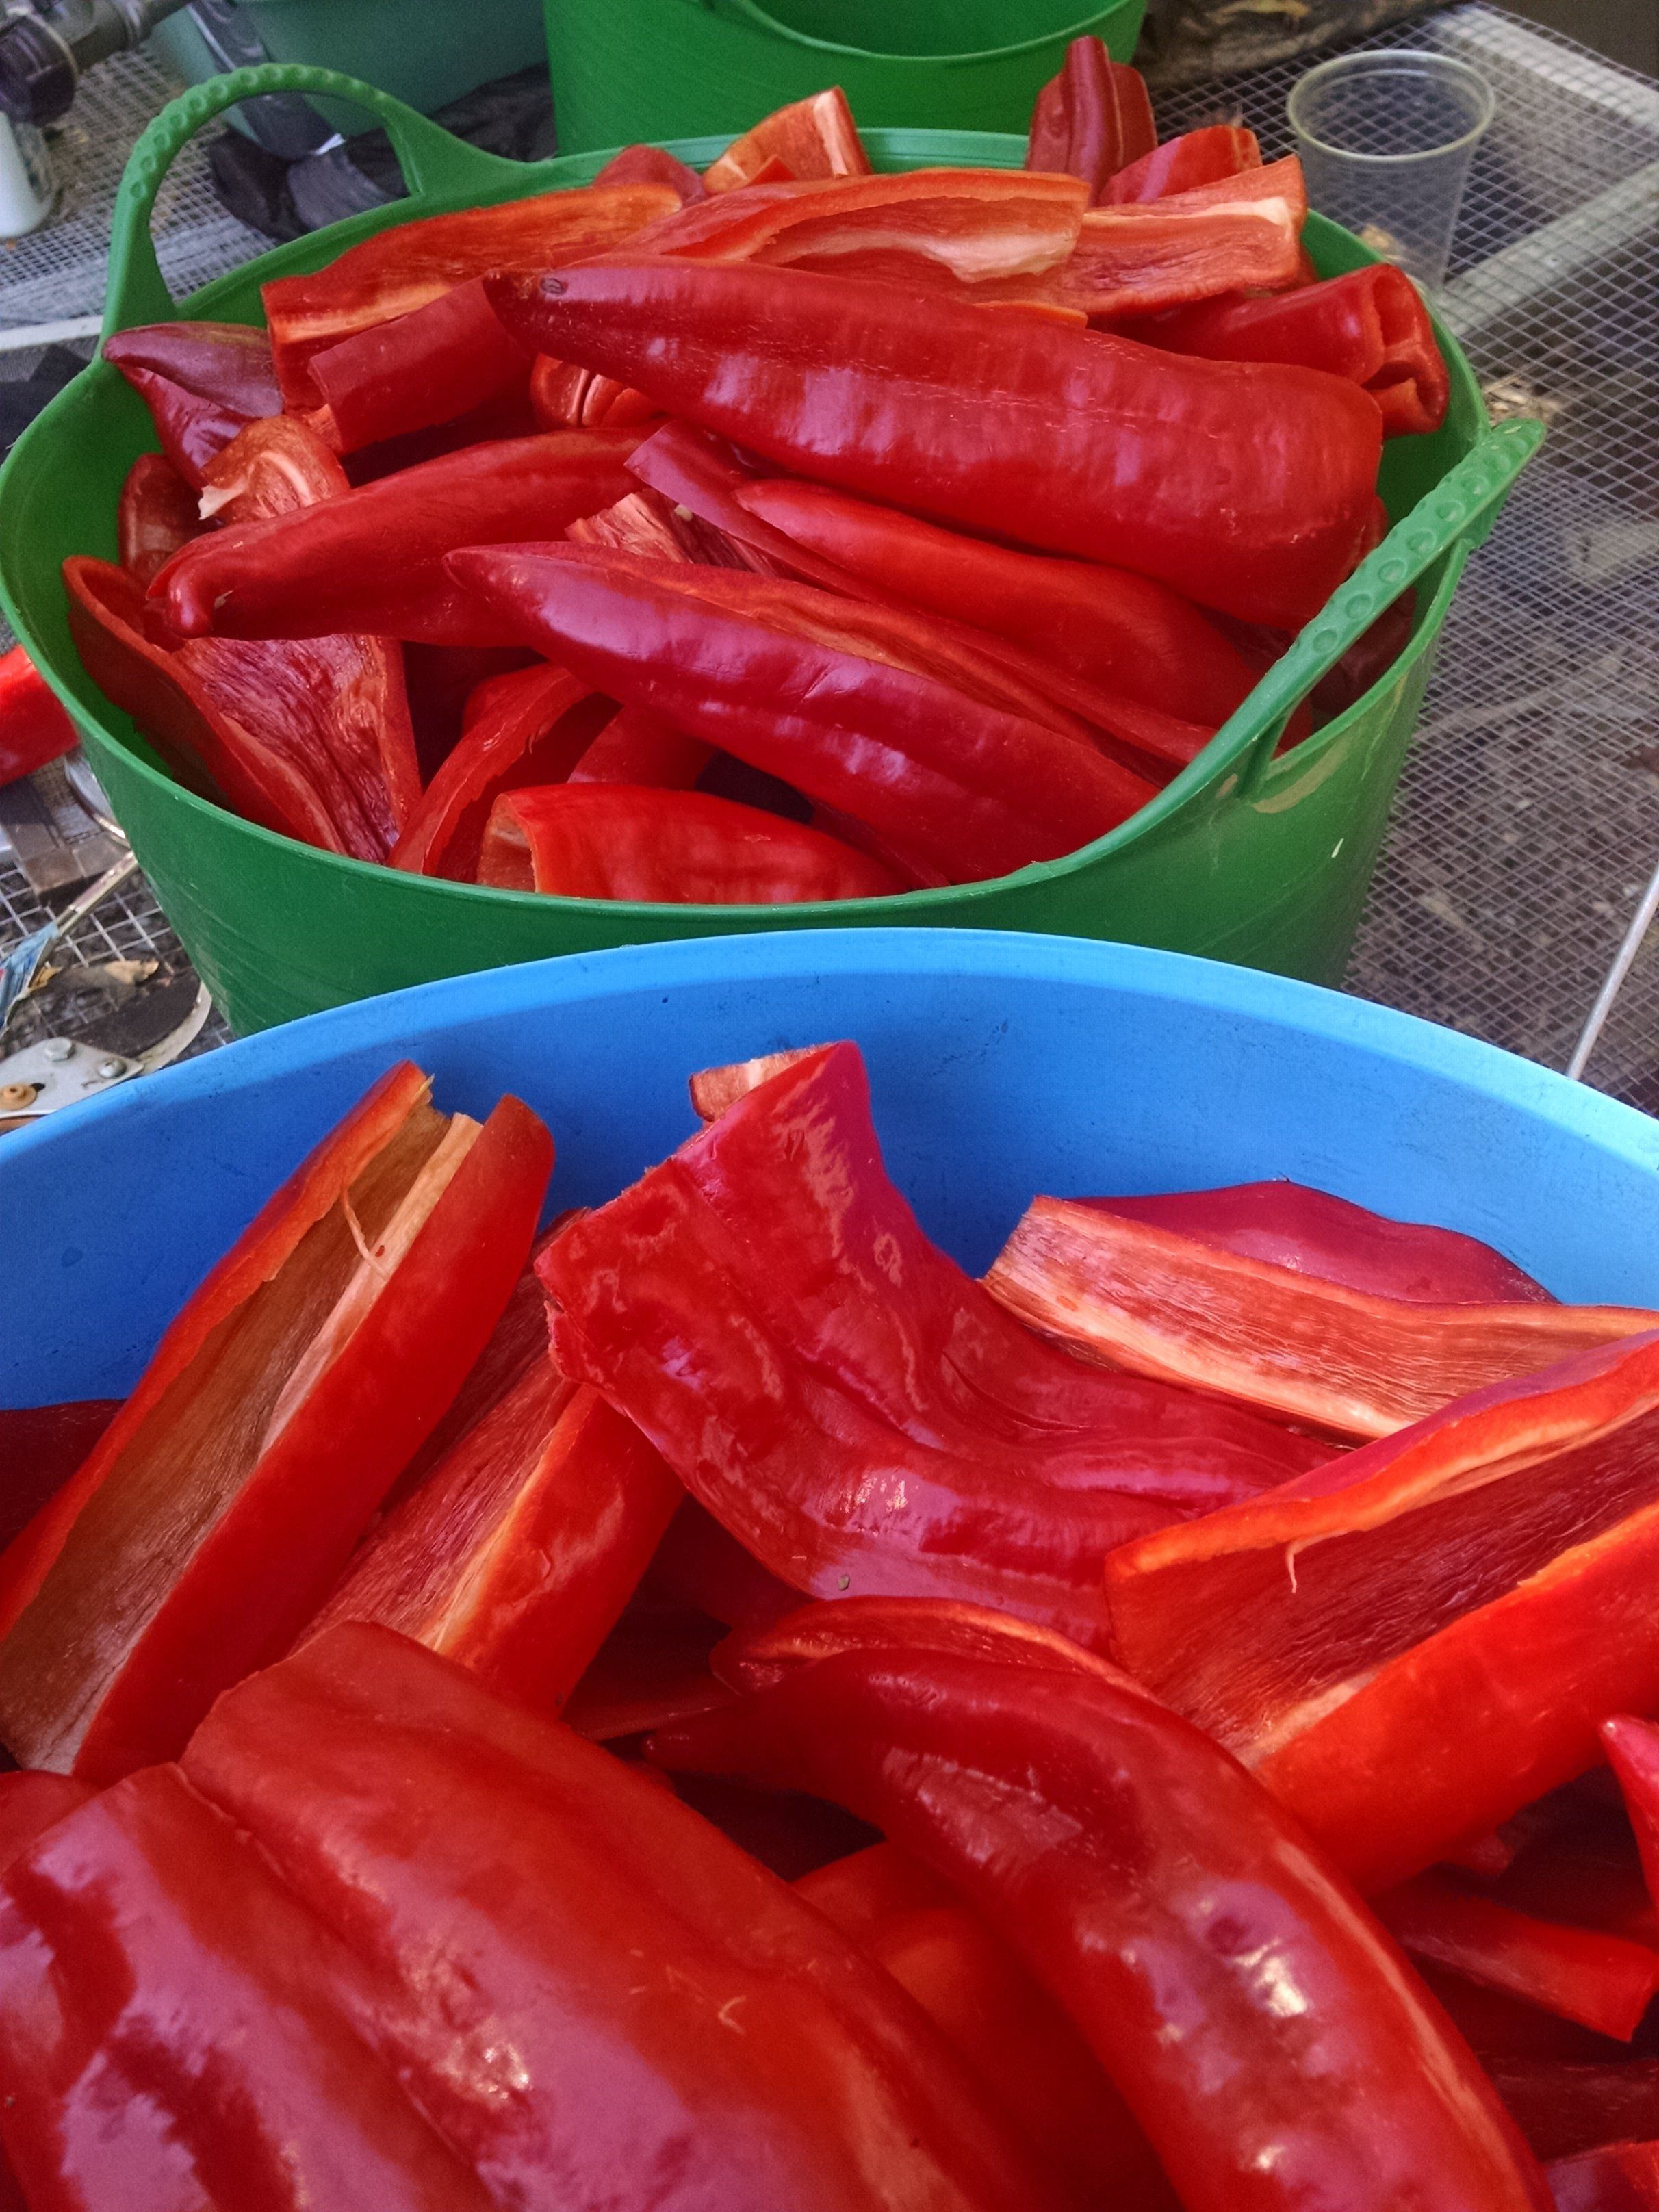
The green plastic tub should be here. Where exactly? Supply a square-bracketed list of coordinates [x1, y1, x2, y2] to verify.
[544, 0, 1146, 150]
[0, 64, 1538, 1036]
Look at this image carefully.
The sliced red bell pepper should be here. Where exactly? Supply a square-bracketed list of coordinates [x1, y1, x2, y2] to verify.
[0, 1771, 94, 1875]
[448, 543, 1155, 884]
[197, 408, 350, 522]
[593, 141, 706, 200]
[1489, 2063, 1659, 2165]
[154, 426, 643, 650]
[260, 180, 680, 408]
[478, 782, 908, 903]
[487, 260, 1385, 630]
[342, 381, 541, 484]
[734, 475, 1265, 728]
[1602, 1720, 1659, 1917]
[567, 700, 710, 786]
[1075, 1178, 1554, 1304]
[651, 1600, 1552, 2212]
[0, 645, 76, 786]
[1376, 1873, 1659, 2040]
[1141, 264, 1452, 436]
[647, 1499, 800, 1629]
[537, 1043, 1330, 1652]
[1105, 1331, 1659, 1890]
[0, 1762, 494, 2210]
[305, 1374, 680, 1712]
[985, 1196, 1650, 1438]
[102, 318, 281, 486]
[561, 1595, 735, 1741]
[65, 555, 419, 856]
[527, 351, 659, 430]
[0, 1404, 118, 1552]
[1026, 37, 1157, 204]
[565, 483, 732, 566]
[1496, 1818, 1659, 1953]
[304, 274, 532, 456]
[116, 452, 203, 587]
[688, 1044, 817, 1121]
[1550, 2140, 1659, 2209]
[388, 663, 604, 879]
[1105, 123, 1262, 203]
[703, 88, 870, 194]
[0, 1065, 552, 1780]
[402, 639, 538, 776]
[181, 1619, 1070, 2211]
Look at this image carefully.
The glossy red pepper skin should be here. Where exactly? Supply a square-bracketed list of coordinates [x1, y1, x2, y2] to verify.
[649, 1499, 800, 1630]
[154, 427, 642, 649]
[567, 699, 710, 786]
[1139, 264, 1452, 435]
[1489, 2064, 1659, 2165]
[985, 1194, 1651, 1438]
[448, 543, 1154, 884]
[561, 1597, 735, 1741]
[1602, 1720, 1659, 1917]
[0, 1071, 553, 1780]
[0, 1771, 94, 1875]
[1106, 1333, 1659, 1890]
[116, 452, 203, 586]
[103, 320, 281, 485]
[181, 1620, 1070, 2212]
[197, 408, 351, 523]
[0, 1762, 494, 2211]
[538, 1043, 1329, 1651]
[1105, 124, 1262, 203]
[1026, 38, 1157, 203]
[0, 1404, 118, 1552]
[0, 643, 76, 786]
[702, 88, 869, 193]
[306, 275, 532, 455]
[651, 1608, 1552, 2212]
[488, 260, 1384, 629]
[1549, 2140, 1659, 2210]
[479, 782, 908, 902]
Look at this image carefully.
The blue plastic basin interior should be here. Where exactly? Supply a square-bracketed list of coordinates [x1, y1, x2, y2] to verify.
[7, 929, 1659, 1409]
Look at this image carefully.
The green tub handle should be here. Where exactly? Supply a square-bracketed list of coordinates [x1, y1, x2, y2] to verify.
[1229, 414, 1543, 796]
[104, 63, 539, 339]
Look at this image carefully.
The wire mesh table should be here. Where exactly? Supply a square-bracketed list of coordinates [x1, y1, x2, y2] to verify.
[1, 6, 1656, 1101]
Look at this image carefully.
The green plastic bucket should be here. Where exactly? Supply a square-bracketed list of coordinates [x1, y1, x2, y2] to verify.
[0, 64, 1537, 1036]
[544, 0, 1146, 150]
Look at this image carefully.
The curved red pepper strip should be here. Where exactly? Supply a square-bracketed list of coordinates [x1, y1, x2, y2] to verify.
[1549, 2139, 1659, 2209]
[648, 1499, 803, 1630]
[593, 141, 707, 199]
[567, 701, 710, 787]
[116, 453, 203, 588]
[703, 88, 870, 194]
[715, 1593, 1142, 1698]
[1489, 2062, 1659, 2166]
[487, 260, 1385, 630]
[1105, 124, 1262, 203]
[0, 643, 77, 786]
[305, 275, 532, 456]
[1026, 38, 1157, 204]
[103, 320, 282, 487]
[181, 1621, 1069, 2211]
[1602, 1720, 1659, 1919]
[650, 1613, 1552, 2212]
[198, 411, 349, 523]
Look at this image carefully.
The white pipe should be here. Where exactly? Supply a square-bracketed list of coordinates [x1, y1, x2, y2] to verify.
[0, 313, 102, 352]
[1567, 851, 1659, 1081]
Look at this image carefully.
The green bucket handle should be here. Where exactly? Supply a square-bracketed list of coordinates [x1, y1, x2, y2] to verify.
[1229, 414, 1543, 797]
[104, 63, 535, 337]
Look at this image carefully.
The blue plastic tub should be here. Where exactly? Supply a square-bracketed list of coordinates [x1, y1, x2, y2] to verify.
[7, 929, 1659, 1409]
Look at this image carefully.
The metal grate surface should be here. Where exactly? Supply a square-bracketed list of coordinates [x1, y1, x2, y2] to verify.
[1, 8, 1658, 1107]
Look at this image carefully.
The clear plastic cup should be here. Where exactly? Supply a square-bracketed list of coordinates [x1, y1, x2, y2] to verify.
[1288, 50, 1495, 291]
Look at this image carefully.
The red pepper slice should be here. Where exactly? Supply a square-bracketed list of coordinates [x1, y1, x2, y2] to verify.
[181, 1619, 1070, 2211]
[537, 1044, 1330, 1651]
[0, 1763, 495, 2210]
[0, 644, 76, 786]
[305, 1375, 680, 1712]
[487, 260, 1385, 630]
[528, 351, 659, 430]
[260, 180, 680, 408]
[1105, 123, 1263, 203]
[1105, 1332, 1659, 1890]
[715, 1592, 1141, 1697]
[116, 452, 203, 587]
[647, 1499, 800, 1629]
[154, 426, 643, 650]
[305, 274, 532, 455]
[1077, 1177, 1555, 1304]
[197, 409, 350, 524]
[567, 700, 710, 786]
[1140, 264, 1452, 436]
[65, 555, 418, 856]
[652, 1602, 1552, 2212]
[561, 1597, 735, 1740]
[593, 141, 707, 200]
[448, 543, 1155, 884]
[478, 782, 908, 902]
[1549, 2140, 1659, 2209]
[0, 1404, 118, 1552]
[1027, 37, 1157, 204]
[1602, 1720, 1659, 1916]
[102, 319, 282, 486]
[985, 1196, 1651, 1438]
[388, 663, 604, 879]
[0, 1771, 94, 1875]
[703, 88, 871, 194]
[1490, 2063, 1659, 2165]
[0, 1066, 552, 1779]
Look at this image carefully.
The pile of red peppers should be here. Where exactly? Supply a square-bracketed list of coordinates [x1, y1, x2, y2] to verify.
[16, 53, 1454, 902]
[10, 1014, 1659, 2209]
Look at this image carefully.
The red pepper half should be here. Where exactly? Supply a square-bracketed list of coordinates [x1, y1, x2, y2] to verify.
[260, 180, 680, 407]
[487, 259, 1385, 628]
[0, 1762, 495, 2211]
[984, 1195, 1651, 1437]
[1550, 2141, 1659, 2210]
[1105, 1332, 1659, 1890]
[1026, 37, 1157, 203]
[448, 543, 1154, 884]
[478, 782, 908, 902]
[0, 644, 76, 786]
[1075, 1177, 1555, 1304]
[115, 452, 203, 587]
[1140, 264, 1452, 436]
[102, 319, 282, 485]
[537, 1043, 1330, 1651]
[0, 1064, 552, 1779]
[305, 274, 532, 455]
[154, 426, 643, 648]
[651, 1599, 1552, 2212]
[304, 1375, 680, 1713]
[1105, 124, 1263, 203]
[702, 88, 870, 193]
[180, 1620, 1069, 2211]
